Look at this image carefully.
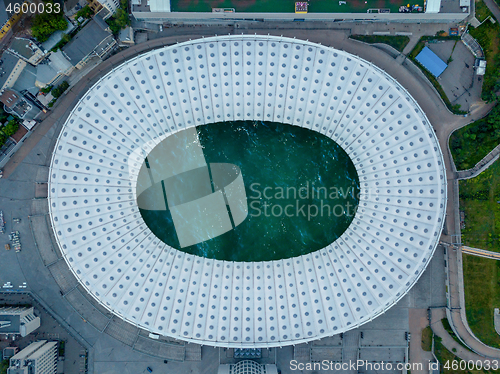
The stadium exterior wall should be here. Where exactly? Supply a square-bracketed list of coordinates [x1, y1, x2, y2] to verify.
[132, 11, 469, 23]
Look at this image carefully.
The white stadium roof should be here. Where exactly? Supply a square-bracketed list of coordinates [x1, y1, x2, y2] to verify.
[48, 35, 447, 348]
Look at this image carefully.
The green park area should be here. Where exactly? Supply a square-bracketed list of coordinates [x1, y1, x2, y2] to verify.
[421, 326, 433, 351]
[349, 35, 410, 52]
[469, 0, 500, 102]
[170, 0, 421, 13]
[460, 159, 500, 347]
[450, 104, 500, 171]
[422, 318, 500, 373]
[434, 334, 500, 373]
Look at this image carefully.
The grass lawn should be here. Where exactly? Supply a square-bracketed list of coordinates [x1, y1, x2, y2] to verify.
[422, 326, 433, 351]
[350, 35, 410, 52]
[0, 360, 8, 374]
[463, 255, 500, 349]
[468, 7, 500, 102]
[450, 103, 500, 171]
[459, 158, 500, 252]
[475, 0, 492, 22]
[433, 337, 464, 373]
[170, 0, 421, 13]
[461, 159, 500, 348]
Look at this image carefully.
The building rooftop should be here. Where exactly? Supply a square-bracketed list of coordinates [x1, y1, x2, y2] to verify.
[0, 314, 20, 334]
[118, 26, 134, 44]
[8, 38, 41, 61]
[36, 51, 72, 87]
[12, 63, 36, 93]
[49, 50, 73, 73]
[0, 52, 20, 89]
[64, 0, 80, 13]
[93, 14, 109, 31]
[36, 64, 57, 87]
[62, 19, 112, 64]
[0, 89, 20, 108]
[416, 46, 448, 77]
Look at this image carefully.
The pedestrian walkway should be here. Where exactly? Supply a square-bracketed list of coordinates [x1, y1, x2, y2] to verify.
[430, 308, 498, 363]
[342, 331, 360, 374]
[456, 143, 500, 180]
[409, 309, 435, 374]
[446, 247, 500, 359]
[462, 245, 500, 260]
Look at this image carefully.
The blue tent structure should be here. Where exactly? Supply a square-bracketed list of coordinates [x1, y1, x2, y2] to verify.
[415, 46, 448, 77]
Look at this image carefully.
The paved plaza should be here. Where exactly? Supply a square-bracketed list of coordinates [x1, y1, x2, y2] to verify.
[427, 40, 481, 112]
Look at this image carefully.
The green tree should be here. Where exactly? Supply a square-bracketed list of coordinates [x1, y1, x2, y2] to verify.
[61, 33, 71, 43]
[76, 5, 94, 19]
[41, 85, 53, 94]
[106, 0, 130, 34]
[2, 120, 19, 137]
[51, 81, 70, 99]
[0, 359, 9, 374]
[31, 1, 68, 42]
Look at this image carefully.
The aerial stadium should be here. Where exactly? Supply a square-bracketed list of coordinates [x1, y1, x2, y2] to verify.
[48, 35, 447, 348]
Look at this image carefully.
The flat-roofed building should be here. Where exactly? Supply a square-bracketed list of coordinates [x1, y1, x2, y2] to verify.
[0, 306, 40, 337]
[8, 38, 45, 66]
[87, 0, 117, 17]
[35, 50, 73, 88]
[0, 52, 26, 91]
[7, 340, 57, 374]
[62, 17, 117, 69]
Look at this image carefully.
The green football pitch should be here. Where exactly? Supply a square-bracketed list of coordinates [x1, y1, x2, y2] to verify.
[170, 0, 421, 13]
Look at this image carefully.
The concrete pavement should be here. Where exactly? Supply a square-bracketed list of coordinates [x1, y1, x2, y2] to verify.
[409, 309, 435, 374]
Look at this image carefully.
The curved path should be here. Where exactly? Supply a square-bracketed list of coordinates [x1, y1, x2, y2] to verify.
[0, 27, 496, 369]
[430, 308, 500, 364]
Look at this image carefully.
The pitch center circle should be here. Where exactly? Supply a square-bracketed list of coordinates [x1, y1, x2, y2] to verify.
[137, 120, 360, 262]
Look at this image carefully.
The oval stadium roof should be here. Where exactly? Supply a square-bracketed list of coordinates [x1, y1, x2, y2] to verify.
[48, 35, 447, 348]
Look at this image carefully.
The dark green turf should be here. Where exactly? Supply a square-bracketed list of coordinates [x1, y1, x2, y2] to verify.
[140, 120, 360, 262]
